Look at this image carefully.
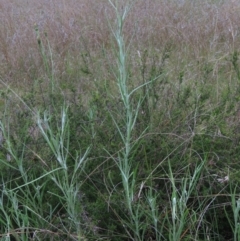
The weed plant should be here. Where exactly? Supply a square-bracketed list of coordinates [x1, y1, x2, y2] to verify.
[0, 0, 240, 240]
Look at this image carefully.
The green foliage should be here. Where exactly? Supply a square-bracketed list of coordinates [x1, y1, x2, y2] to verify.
[1, 1, 240, 240]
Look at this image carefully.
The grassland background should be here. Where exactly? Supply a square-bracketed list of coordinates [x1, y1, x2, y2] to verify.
[0, 0, 240, 240]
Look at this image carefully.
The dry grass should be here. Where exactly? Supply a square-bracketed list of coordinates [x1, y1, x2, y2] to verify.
[0, 0, 240, 97]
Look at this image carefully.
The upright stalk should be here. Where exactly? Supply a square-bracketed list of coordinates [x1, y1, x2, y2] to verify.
[107, 0, 143, 240]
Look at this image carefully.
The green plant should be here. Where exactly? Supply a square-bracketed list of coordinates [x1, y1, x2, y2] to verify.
[225, 184, 240, 241]
[36, 105, 91, 240]
[167, 160, 206, 241]
[107, 1, 142, 239]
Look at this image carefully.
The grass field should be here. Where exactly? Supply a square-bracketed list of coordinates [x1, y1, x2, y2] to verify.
[0, 0, 240, 240]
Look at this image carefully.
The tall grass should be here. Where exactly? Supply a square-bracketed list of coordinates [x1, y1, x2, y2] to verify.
[0, 0, 239, 240]
[106, 1, 148, 239]
[0, 105, 91, 240]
